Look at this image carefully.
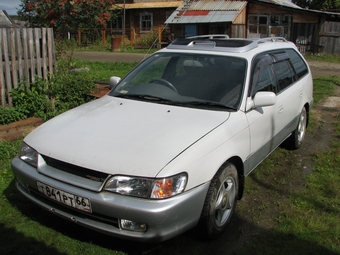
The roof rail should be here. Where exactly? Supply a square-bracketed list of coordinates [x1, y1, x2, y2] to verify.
[168, 35, 289, 53]
[257, 37, 288, 44]
[186, 34, 230, 40]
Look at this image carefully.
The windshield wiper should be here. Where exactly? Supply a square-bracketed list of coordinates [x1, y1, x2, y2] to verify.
[114, 94, 170, 102]
[184, 101, 237, 110]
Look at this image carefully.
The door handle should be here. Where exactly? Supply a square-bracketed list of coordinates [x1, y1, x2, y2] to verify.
[278, 105, 284, 114]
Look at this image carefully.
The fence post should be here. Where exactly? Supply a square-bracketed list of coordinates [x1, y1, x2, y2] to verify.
[102, 28, 106, 46]
[78, 28, 81, 45]
[130, 28, 135, 46]
[158, 27, 162, 43]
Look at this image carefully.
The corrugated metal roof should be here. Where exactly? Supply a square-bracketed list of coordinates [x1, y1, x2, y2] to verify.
[113, 1, 182, 9]
[185, 0, 246, 11]
[255, 0, 301, 9]
[165, 1, 247, 24]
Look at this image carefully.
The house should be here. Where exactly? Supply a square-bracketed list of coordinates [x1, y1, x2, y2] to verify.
[111, 0, 182, 42]
[110, 0, 340, 54]
[164, 0, 340, 54]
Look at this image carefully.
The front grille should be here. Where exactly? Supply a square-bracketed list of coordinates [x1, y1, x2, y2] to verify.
[42, 155, 108, 183]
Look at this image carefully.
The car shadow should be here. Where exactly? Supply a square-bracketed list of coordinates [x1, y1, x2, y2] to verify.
[3, 179, 338, 255]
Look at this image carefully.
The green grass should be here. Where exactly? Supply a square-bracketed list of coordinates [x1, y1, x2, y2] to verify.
[312, 75, 339, 104]
[276, 142, 340, 253]
[1, 60, 340, 254]
[60, 58, 138, 82]
[305, 53, 340, 64]
[60, 38, 158, 54]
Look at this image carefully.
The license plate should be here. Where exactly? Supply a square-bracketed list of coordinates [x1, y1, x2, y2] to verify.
[37, 181, 92, 213]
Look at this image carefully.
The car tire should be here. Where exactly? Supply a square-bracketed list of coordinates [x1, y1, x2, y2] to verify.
[284, 106, 308, 150]
[200, 162, 238, 239]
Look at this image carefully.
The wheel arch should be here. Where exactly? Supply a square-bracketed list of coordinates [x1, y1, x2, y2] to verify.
[225, 156, 245, 200]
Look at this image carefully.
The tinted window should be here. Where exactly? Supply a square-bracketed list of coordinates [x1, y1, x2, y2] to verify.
[273, 60, 295, 92]
[250, 54, 276, 97]
[286, 49, 308, 79]
[252, 65, 275, 97]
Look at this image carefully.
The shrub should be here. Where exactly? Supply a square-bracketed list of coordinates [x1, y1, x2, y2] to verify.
[132, 29, 158, 49]
[9, 58, 96, 122]
[0, 107, 27, 125]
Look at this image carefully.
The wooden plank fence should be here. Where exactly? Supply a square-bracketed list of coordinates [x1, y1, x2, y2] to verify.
[319, 21, 340, 55]
[0, 28, 56, 107]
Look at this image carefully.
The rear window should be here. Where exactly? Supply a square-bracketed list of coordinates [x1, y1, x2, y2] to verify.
[273, 60, 295, 93]
[286, 49, 309, 79]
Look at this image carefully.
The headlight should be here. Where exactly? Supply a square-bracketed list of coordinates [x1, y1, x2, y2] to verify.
[104, 173, 187, 199]
[20, 142, 38, 168]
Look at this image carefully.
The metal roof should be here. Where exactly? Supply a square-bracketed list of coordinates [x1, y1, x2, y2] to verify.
[113, 1, 182, 10]
[254, 0, 301, 9]
[165, 1, 247, 24]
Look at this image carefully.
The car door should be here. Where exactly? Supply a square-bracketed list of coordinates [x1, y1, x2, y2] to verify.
[245, 54, 278, 175]
[271, 51, 302, 140]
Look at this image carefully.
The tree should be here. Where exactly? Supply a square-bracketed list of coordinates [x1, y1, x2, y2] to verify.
[18, 0, 115, 30]
[293, 0, 340, 10]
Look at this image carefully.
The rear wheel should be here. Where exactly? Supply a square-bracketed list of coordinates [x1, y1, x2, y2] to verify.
[200, 163, 238, 239]
[285, 106, 308, 150]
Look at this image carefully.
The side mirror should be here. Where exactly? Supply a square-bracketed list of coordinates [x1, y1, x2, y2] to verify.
[246, 92, 276, 111]
[109, 76, 121, 89]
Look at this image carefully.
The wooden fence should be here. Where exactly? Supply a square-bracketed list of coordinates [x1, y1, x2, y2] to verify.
[319, 21, 340, 55]
[59, 26, 169, 47]
[0, 28, 56, 107]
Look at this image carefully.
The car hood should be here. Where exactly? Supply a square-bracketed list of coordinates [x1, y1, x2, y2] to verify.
[25, 96, 230, 177]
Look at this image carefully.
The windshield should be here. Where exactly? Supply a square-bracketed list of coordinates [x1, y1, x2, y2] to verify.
[110, 52, 247, 110]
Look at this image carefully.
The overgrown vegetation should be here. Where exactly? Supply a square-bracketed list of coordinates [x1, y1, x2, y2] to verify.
[0, 57, 136, 125]
[1, 59, 95, 125]
[131, 29, 159, 49]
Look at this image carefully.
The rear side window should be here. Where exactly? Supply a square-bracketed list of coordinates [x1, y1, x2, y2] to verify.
[273, 60, 295, 93]
[286, 49, 308, 79]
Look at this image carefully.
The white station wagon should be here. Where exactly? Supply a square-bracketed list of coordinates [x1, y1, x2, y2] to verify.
[12, 35, 313, 242]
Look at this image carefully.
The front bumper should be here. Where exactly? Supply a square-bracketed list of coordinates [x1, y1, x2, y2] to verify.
[11, 157, 210, 242]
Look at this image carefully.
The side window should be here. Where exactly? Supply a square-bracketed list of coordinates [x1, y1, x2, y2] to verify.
[250, 54, 275, 97]
[252, 65, 275, 97]
[273, 60, 295, 93]
[286, 49, 308, 79]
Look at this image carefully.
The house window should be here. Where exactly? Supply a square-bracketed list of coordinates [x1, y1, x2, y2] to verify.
[248, 14, 291, 39]
[110, 15, 123, 33]
[248, 15, 268, 38]
[140, 11, 153, 32]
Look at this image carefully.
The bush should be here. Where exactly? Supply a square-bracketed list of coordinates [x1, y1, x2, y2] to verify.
[132, 29, 158, 49]
[0, 107, 27, 125]
[8, 58, 96, 122]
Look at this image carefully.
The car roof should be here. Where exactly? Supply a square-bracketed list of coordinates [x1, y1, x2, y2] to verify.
[164, 35, 297, 55]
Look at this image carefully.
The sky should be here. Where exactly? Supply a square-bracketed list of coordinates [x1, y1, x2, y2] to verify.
[0, 0, 22, 15]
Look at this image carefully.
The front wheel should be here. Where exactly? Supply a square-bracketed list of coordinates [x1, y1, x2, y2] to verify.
[200, 163, 238, 239]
